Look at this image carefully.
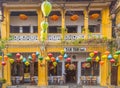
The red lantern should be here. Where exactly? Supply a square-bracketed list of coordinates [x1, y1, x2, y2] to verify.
[66, 58, 71, 62]
[1, 61, 6, 66]
[4, 55, 8, 61]
[51, 57, 55, 62]
[16, 53, 21, 58]
[94, 51, 98, 55]
[48, 53, 53, 58]
[110, 59, 115, 63]
[99, 61, 104, 65]
[32, 53, 36, 59]
[58, 55, 63, 60]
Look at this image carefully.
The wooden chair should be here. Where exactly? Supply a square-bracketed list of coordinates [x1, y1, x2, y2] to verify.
[30, 76, 35, 85]
[59, 76, 65, 85]
[80, 76, 86, 85]
[86, 76, 91, 85]
[91, 76, 97, 85]
[53, 76, 58, 85]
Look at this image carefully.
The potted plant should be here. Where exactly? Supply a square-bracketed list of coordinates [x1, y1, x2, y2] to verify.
[0, 78, 6, 88]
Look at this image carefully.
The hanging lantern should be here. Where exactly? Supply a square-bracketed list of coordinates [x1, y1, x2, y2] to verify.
[113, 54, 119, 59]
[60, 50, 65, 55]
[53, 62, 57, 67]
[9, 59, 14, 64]
[41, 0, 52, 17]
[16, 53, 21, 58]
[69, 64, 76, 70]
[70, 14, 79, 21]
[25, 61, 30, 66]
[19, 14, 28, 20]
[64, 53, 68, 59]
[56, 57, 59, 62]
[48, 53, 53, 58]
[104, 51, 110, 55]
[0, 56, 2, 60]
[20, 55, 23, 60]
[50, 15, 59, 21]
[66, 58, 71, 62]
[89, 52, 94, 57]
[115, 50, 120, 55]
[38, 55, 44, 61]
[4, 55, 8, 61]
[99, 61, 104, 65]
[28, 55, 32, 61]
[108, 54, 112, 60]
[85, 63, 91, 68]
[32, 53, 36, 59]
[94, 51, 98, 55]
[58, 55, 63, 60]
[101, 55, 107, 59]
[95, 56, 100, 62]
[22, 58, 26, 63]
[51, 57, 55, 62]
[110, 59, 115, 63]
[36, 51, 40, 56]
[7, 53, 12, 58]
[41, 21, 49, 31]
[90, 13, 99, 20]
[65, 63, 70, 68]
[45, 56, 50, 61]
[86, 57, 92, 62]
[1, 61, 6, 66]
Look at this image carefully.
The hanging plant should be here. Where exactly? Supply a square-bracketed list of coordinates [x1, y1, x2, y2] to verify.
[70, 14, 79, 21]
[90, 13, 99, 20]
[50, 15, 59, 21]
[19, 14, 28, 20]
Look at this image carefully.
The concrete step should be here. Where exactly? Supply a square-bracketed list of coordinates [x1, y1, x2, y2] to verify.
[82, 85, 107, 88]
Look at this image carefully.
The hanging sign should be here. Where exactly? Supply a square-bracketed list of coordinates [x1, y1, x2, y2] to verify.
[64, 47, 86, 52]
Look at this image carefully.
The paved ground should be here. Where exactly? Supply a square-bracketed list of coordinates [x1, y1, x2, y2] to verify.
[6, 84, 120, 88]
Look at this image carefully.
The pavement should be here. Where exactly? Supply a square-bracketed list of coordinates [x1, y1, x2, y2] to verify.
[6, 84, 120, 88]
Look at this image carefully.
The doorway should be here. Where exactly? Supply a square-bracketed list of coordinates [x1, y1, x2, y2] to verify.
[65, 62, 77, 83]
[111, 66, 118, 85]
[11, 62, 38, 85]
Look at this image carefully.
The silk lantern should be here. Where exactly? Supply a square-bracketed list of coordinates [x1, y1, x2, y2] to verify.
[4, 55, 8, 61]
[58, 55, 63, 60]
[89, 52, 94, 57]
[7, 53, 12, 58]
[1, 61, 6, 66]
[99, 61, 104, 65]
[9, 59, 14, 64]
[32, 53, 36, 59]
[0, 56, 2, 60]
[25, 61, 30, 66]
[48, 53, 53, 58]
[41, 21, 49, 31]
[16, 53, 21, 58]
[41, 0, 52, 17]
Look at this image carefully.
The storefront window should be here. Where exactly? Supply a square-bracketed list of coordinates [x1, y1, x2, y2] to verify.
[48, 62, 62, 76]
[81, 62, 99, 76]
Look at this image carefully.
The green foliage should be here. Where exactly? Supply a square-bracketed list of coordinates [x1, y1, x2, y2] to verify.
[0, 78, 6, 83]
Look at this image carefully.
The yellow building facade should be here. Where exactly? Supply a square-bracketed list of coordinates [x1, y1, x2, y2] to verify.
[0, 0, 120, 87]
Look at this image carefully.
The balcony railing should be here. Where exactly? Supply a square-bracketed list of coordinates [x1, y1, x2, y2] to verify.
[10, 33, 38, 41]
[10, 33, 101, 41]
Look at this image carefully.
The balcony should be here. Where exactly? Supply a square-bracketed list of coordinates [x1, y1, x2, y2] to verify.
[10, 33, 38, 41]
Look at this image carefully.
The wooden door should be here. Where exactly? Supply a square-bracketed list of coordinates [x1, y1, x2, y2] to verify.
[111, 66, 118, 85]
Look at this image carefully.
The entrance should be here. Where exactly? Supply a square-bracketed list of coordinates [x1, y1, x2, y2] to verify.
[11, 62, 38, 85]
[65, 62, 77, 83]
[111, 66, 118, 85]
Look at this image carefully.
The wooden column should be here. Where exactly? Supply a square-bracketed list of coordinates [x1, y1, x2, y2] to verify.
[83, 8, 89, 39]
[101, 7, 112, 39]
[61, 9, 66, 41]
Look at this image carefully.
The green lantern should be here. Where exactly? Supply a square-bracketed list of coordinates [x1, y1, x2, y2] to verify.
[41, 21, 49, 31]
[41, 0, 52, 17]
[7, 53, 12, 58]
[28, 55, 32, 61]
[115, 51, 120, 55]
[38, 55, 43, 61]
[86, 57, 92, 62]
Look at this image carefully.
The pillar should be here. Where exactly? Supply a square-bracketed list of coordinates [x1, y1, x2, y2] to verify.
[37, 8, 43, 40]
[83, 8, 89, 39]
[37, 8, 48, 86]
[118, 56, 120, 86]
[61, 9, 66, 41]
[101, 7, 112, 39]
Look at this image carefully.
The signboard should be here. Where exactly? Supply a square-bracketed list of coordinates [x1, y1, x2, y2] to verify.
[64, 47, 86, 52]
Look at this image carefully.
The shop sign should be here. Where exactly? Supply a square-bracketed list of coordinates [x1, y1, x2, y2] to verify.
[64, 47, 86, 52]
